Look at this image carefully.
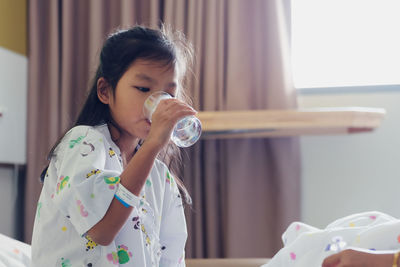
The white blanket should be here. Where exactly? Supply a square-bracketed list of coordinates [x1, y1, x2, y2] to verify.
[0, 234, 31, 267]
[263, 211, 400, 267]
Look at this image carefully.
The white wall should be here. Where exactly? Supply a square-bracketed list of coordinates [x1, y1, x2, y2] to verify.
[0, 46, 27, 164]
[0, 46, 27, 239]
[298, 86, 400, 228]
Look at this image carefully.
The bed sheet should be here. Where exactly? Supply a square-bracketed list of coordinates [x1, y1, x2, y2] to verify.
[0, 233, 31, 267]
[263, 211, 400, 267]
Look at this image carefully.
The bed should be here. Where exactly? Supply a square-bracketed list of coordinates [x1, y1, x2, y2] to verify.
[186, 258, 269, 267]
[0, 233, 31, 267]
[0, 232, 269, 267]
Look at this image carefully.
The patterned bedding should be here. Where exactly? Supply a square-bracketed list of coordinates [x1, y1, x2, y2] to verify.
[0, 233, 31, 267]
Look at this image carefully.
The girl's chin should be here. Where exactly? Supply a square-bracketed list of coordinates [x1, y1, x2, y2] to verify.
[139, 128, 150, 139]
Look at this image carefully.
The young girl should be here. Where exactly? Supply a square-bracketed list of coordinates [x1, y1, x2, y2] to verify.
[31, 25, 196, 267]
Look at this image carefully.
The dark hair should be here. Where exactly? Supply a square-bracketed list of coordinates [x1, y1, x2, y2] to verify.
[41, 25, 193, 204]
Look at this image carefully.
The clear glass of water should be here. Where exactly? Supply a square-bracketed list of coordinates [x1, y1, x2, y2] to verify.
[143, 91, 202, 147]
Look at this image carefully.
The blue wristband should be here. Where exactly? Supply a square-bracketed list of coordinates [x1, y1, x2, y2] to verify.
[114, 194, 130, 208]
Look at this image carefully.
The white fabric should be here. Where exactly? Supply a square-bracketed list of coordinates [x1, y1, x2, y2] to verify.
[115, 183, 141, 207]
[31, 124, 187, 267]
[0, 233, 31, 267]
[263, 211, 400, 267]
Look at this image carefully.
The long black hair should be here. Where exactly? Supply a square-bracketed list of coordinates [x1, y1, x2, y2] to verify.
[41, 25, 193, 204]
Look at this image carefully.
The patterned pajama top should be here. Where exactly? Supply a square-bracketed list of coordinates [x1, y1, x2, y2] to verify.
[31, 124, 187, 267]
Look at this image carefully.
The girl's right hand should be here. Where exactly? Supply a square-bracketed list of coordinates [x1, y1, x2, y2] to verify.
[145, 98, 197, 150]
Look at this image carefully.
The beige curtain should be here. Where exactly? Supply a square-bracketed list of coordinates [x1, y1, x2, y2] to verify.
[163, 0, 300, 258]
[25, 0, 162, 244]
[26, 0, 300, 258]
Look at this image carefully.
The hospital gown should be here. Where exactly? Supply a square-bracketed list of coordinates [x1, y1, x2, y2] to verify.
[31, 124, 187, 267]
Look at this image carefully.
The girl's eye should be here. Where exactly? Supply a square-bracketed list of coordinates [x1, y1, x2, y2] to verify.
[135, 87, 150, 92]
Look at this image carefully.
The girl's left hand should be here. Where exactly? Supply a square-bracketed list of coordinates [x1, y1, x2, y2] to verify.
[322, 248, 393, 267]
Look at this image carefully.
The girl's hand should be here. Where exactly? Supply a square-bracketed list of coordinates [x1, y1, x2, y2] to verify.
[322, 248, 393, 267]
[145, 98, 196, 150]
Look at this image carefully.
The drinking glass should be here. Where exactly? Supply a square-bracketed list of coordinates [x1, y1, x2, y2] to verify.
[143, 91, 202, 147]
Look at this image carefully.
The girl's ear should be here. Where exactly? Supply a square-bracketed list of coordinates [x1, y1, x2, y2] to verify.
[97, 77, 112, 104]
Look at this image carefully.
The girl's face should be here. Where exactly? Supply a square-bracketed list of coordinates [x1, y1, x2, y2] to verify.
[105, 59, 180, 140]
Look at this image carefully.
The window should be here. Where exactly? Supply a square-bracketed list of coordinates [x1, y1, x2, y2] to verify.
[291, 0, 400, 88]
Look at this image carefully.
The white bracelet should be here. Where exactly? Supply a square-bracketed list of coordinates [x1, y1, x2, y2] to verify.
[115, 183, 139, 207]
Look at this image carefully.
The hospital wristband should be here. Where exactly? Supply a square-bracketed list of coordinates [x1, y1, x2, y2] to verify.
[114, 183, 138, 208]
[114, 194, 130, 208]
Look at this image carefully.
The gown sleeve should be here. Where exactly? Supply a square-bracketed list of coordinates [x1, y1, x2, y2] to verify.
[50, 126, 139, 236]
